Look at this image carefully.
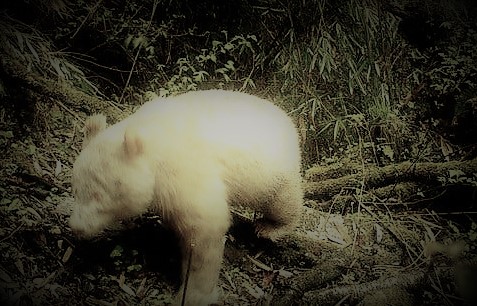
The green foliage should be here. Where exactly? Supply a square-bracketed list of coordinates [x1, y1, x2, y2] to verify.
[0, 16, 98, 95]
[110, 244, 144, 273]
[428, 29, 477, 96]
[11, 0, 473, 165]
[270, 0, 414, 165]
[47, 0, 450, 165]
[265, 0, 476, 165]
[110, 245, 124, 258]
[151, 32, 258, 96]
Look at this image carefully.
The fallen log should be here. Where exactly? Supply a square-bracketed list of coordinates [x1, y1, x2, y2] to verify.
[305, 159, 477, 202]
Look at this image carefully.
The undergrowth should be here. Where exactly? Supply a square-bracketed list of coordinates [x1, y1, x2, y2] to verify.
[1, 0, 475, 166]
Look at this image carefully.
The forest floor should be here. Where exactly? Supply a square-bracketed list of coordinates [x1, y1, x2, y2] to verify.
[0, 87, 476, 306]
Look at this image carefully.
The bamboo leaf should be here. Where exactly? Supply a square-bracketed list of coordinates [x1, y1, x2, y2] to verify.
[333, 120, 340, 142]
[25, 38, 39, 63]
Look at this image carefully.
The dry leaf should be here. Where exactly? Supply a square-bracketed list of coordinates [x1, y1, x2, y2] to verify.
[262, 271, 276, 287]
[276, 268, 293, 278]
[120, 283, 136, 296]
[62, 246, 73, 263]
[118, 273, 136, 296]
[375, 223, 383, 243]
[0, 269, 12, 282]
[26, 207, 41, 220]
[423, 223, 436, 242]
[136, 277, 147, 298]
[55, 160, 62, 176]
[33, 159, 44, 176]
[244, 283, 264, 299]
[247, 255, 272, 271]
[15, 259, 24, 275]
[325, 215, 351, 245]
[440, 136, 453, 161]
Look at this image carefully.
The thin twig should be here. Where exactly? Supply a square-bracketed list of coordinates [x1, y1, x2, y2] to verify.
[0, 222, 24, 243]
[181, 242, 193, 306]
[71, 0, 104, 39]
[119, 0, 159, 104]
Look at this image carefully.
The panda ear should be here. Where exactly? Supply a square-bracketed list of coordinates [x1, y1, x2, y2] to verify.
[123, 126, 144, 159]
[83, 114, 107, 148]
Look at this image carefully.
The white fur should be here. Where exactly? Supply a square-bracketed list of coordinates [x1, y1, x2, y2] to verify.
[70, 90, 303, 305]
